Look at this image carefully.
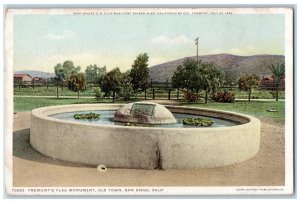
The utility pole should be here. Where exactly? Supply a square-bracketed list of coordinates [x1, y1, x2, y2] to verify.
[195, 37, 199, 63]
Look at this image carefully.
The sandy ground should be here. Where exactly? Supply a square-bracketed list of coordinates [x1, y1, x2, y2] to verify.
[12, 111, 285, 187]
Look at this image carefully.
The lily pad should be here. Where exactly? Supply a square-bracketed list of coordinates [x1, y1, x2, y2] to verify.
[182, 117, 214, 127]
[73, 112, 100, 120]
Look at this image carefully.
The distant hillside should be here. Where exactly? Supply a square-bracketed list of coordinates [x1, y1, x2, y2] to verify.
[149, 54, 285, 82]
[15, 70, 55, 78]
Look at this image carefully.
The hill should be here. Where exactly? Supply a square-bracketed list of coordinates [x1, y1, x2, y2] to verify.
[149, 54, 285, 82]
[15, 70, 55, 78]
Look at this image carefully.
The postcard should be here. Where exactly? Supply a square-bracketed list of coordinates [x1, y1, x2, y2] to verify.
[4, 7, 294, 195]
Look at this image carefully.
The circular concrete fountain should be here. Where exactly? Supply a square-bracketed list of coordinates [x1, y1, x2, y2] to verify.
[30, 103, 261, 169]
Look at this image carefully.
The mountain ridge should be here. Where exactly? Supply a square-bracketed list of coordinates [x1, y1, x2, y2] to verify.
[149, 54, 285, 82]
[15, 70, 55, 78]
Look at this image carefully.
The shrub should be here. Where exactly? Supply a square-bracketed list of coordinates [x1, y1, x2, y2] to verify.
[212, 90, 235, 103]
[120, 82, 134, 101]
[94, 88, 103, 101]
[184, 91, 199, 102]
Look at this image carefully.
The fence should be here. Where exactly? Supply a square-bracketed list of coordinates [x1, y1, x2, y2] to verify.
[14, 80, 284, 100]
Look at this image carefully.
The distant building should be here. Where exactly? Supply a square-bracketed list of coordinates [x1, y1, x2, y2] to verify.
[32, 77, 44, 82]
[260, 75, 285, 90]
[14, 74, 32, 83]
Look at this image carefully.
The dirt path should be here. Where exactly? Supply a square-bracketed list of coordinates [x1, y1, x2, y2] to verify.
[12, 112, 284, 187]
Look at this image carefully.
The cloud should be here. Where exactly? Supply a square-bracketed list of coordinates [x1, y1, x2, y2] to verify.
[150, 35, 193, 44]
[210, 46, 257, 55]
[45, 52, 134, 72]
[47, 30, 75, 40]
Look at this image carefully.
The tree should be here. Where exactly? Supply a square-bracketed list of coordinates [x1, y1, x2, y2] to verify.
[94, 88, 103, 101]
[198, 63, 224, 103]
[238, 74, 260, 102]
[54, 60, 81, 90]
[85, 65, 106, 86]
[54, 63, 64, 83]
[224, 70, 239, 86]
[54, 63, 64, 98]
[172, 59, 224, 103]
[102, 68, 122, 103]
[172, 59, 197, 94]
[68, 73, 86, 98]
[268, 63, 285, 101]
[172, 59, 201, 93]
[129, 53, 150, 92]
[62, 60, 81, 81]
[120, 70, 134, 101]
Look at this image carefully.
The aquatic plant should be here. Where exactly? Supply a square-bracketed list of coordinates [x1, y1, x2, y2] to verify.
[73, 112, 100, 120]
[182, 117, 214, 127]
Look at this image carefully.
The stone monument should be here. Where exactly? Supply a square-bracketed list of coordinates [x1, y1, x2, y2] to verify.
[114, 101, 177, 124]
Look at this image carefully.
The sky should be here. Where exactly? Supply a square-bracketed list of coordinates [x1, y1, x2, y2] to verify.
[13, 13, 285, 73]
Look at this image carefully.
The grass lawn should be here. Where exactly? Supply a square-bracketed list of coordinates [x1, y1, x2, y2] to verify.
[14, 86, 98, 97]
[14, 97, 285, 120]
[181, 100, 285, 120]
[13, 97, 127, 112]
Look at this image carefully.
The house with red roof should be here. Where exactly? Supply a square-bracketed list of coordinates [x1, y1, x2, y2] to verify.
[32, 77, 44, 82]
[14, 74, 32, 83]
[260, 75, 285, 90]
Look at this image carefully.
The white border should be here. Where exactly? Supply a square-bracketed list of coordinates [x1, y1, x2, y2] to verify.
[4, 7, 295, 196]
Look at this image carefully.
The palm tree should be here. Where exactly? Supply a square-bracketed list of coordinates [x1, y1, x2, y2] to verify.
[268, 63, 285, 101]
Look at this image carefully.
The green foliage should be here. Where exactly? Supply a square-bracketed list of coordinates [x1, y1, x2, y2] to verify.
[120, 70, 134, 101]
[85, 65, 106, 85]
[172, 59, 224, 103]
[183, 91, 199, 102]
[238, 74, 260, 102]
[68, 73, 86, 92]
[73, 112, 100, 120]
[212, 90, 235, 103]
[101, 67, 122, 97]
[268, 63, 285, 101]
[63, 61, 81, 79]
[268, 63, 285, 85]
[54, 60, 81, 86]
[182, 117, 214, 127]
[94, 88, 103, 101]
[238, 74, 260, 91]
[172, 59, 200, 92]
[224, 70, 239, 85]
[129, 53, 150, 91]
[54, 63, 64, 85]
[200, 63, 224, 93]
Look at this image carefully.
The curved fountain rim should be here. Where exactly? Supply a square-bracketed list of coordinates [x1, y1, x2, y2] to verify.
[31, 103, 260, 131]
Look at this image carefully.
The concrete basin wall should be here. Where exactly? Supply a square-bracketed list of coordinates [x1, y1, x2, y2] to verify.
[30, 104, 261, 169]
